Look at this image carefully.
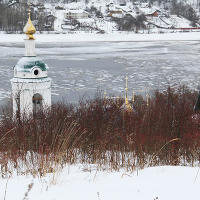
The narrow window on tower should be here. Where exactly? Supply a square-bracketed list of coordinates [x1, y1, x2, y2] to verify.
[15, 93, 20, 119]
[32, 93, 43, 116]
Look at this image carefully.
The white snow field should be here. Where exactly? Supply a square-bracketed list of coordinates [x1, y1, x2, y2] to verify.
[1, 32, 200, 44]
[0, 165, 200, 200]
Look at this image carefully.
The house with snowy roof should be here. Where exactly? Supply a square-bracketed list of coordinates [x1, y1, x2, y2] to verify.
[139, 6, 161, 20]
[108, 9, 123, 18]
[64, 9, 89, 20]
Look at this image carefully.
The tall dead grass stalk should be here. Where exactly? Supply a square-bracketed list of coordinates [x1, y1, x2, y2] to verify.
[0, 86, 199, 176]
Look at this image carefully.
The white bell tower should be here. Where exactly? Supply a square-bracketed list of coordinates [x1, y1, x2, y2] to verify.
[11, 10, 51, 118]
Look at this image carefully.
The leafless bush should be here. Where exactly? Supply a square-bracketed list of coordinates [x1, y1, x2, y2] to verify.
[0, 86, 200, 177]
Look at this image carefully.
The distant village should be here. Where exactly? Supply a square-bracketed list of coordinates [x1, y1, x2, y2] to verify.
[0, 0, 200, 33]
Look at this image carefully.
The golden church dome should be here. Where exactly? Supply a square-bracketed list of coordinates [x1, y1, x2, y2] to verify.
[23, 11, 36, 40]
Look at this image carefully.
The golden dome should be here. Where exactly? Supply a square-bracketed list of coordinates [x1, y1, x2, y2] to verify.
[125, 97, 133, 112]
[23, 11, 36, 40]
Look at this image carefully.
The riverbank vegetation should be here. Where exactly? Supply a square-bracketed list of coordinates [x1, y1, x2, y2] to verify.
[0, 86, 200, 178]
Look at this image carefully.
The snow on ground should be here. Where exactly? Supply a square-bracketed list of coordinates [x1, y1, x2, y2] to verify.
[1, 165, 200, 200]
[170, 15, 192, 28]
[149, 15, 193, 29]
[1, 32, 200, 44]
[94, 19, 118, 32]
[65, 1, 87, 10]
[54, 10, 66, 32]
[43, 0, 194, 32]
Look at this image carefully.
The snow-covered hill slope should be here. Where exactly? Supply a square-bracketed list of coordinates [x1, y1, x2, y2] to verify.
[3, 0, 200, 33]
[31, 0, 198, 33]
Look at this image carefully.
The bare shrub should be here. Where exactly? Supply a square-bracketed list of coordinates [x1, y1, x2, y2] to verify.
[0, 86, 200, 176]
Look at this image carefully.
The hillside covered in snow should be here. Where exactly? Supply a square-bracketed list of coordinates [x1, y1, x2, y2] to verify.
[1, 0, 200, 33]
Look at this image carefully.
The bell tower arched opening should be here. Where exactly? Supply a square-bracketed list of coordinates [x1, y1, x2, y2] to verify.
[33, 93, 43, 114]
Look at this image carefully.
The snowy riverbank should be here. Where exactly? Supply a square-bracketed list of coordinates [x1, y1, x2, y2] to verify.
[1, 32, 200, 44]
[1, 165, 200, 200]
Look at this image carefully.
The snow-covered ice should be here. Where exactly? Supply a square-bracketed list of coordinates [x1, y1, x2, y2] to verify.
[1, 32, 200, 44]
[1, 37, 200, 105]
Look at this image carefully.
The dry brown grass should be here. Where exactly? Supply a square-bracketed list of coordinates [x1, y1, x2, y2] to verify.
[0, 86, 200, 177]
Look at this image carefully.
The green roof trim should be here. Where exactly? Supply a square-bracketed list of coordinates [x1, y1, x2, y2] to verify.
[23, 60, 46, 71]
[15, 56, 48, 72]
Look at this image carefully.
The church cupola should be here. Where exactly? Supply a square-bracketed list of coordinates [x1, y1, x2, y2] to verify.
[14, 57, 48, 79]
[11, 9, 51, 118]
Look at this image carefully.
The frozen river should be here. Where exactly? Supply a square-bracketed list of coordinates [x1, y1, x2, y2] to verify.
[0, 40, 200, 105]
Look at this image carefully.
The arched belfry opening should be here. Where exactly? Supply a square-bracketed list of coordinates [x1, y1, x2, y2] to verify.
[33, 93, 43, 114]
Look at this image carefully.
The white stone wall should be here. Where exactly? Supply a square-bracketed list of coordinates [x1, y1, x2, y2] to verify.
[14, 67, 48, 79]
[11, 78, 51, 117]
[25, 39, 36, 57]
